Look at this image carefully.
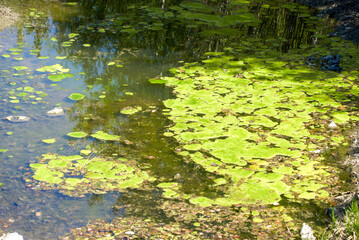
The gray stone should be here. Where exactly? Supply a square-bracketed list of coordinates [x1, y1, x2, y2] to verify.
[5, 116, 30, 123]
[46, 107, 64, 117]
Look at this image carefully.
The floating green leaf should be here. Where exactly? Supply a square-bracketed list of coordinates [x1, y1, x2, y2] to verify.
[42, 138, 56, 144]
[149, 78, 167, 84]
[120, 106, 142, 115]
[67, 131, 88, 138]
[12, 66, 29, 71]
[91, 131, 121, 141]
[68, 33, 79, 38]
[48, 73, 74, 82]
[69, 93, 85, 100]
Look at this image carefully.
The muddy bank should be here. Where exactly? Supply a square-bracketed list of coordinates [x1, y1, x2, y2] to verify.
[0, 6, 20, 32]
[297, 0, 359, 44]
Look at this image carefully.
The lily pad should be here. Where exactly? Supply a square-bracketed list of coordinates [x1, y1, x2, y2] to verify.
[48, 73, 74, 82]
[69, 93, 85, 100]
[120, 106, 142, 115]
[91, 131, 121, 141]
[12, 66, 29, 71]
[42, 138, 56, 144]
[149, 78, 167, 84]
[67, 131, 88, 138]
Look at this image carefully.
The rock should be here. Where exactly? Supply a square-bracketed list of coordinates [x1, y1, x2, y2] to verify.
[0, 232, 24, 240]
[321, 54, 343, 72]
[326, 193, 359, 220]
[300, 223, 316, 240]
[328, 121, 337, 128]
[306, 55, 317, 66]
[125, 231, 135, 235]
[306, 54, 343, 72]
[311, 149, 322, 154]
[5, 116, 30, 123]
[46, 107, 64, 117]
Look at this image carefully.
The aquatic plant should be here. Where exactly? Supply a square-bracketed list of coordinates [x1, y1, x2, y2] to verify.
[69, 93, 85, 100]
[29, 153, 155, 197]
[120, 106, 142, 115]
[323, 201, 359, 239]
[91, 131, 121, 141]
[67, 131, 88, 138]
[152, 35, 359, 206]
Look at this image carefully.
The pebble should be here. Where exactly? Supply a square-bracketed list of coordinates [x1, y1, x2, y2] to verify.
[328, 121, 337, 128]
[0, 232, 24, 240]
[300, 223, 315, 240]
[46, 107, 64, 117]
[5, 116, 30, 123]
[125, 231, 135, 235]
[311, 149, 322, 154]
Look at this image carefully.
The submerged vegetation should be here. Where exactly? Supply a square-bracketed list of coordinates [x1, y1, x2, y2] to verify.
[0, 0, 359, 238]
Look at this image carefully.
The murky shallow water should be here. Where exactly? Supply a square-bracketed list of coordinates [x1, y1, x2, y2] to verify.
[0, 0, 355, 239]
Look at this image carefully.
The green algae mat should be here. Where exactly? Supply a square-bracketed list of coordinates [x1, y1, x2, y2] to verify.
[158, 48, 358, 205]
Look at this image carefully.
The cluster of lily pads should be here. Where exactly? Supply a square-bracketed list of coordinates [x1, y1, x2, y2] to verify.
[6, 83, 48, 105]
[36, 63, 74, 82]
[151, 33, 359, 206]
[29, 152, 155, 197]
[27, 129, 160, 196]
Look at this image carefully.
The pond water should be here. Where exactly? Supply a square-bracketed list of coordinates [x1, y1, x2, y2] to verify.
[0, 0, 358, 239]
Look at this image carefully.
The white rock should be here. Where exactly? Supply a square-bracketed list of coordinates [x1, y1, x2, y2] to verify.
[125, 231, 135, 235]
[0, 232, 24, 240]
[5, 116, 30, 122]
[46, 107, 64, 116]
[311, 149, 322, 154]
[328, 121, 337, 128]
[300, 223, 315, 240]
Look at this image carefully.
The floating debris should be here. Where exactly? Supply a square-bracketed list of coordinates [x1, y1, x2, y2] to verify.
[5, 116, 30, 122]
[46, 107, 64, 117]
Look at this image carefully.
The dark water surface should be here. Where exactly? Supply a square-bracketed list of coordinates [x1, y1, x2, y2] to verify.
[0, 0, 341, 239]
